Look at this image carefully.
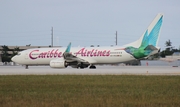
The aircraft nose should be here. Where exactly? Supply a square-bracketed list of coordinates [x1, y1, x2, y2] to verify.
[11, 56, 17, 63]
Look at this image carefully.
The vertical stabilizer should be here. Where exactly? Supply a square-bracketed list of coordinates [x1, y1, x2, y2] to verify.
[124, 13, 163, 48]
[122, 14, 163, 59]
[147, 14, 163, 47]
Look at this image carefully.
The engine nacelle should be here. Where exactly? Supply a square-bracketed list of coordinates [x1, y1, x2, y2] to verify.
[50, 59, 67, 68]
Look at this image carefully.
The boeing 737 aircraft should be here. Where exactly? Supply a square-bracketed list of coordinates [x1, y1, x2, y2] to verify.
[12, 13, 163, 69]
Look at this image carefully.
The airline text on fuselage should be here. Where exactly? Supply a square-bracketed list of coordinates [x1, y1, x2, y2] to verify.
[29, 48, 111, 60]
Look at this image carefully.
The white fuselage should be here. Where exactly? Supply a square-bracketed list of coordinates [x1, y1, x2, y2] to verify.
[12, 46, 135, 65]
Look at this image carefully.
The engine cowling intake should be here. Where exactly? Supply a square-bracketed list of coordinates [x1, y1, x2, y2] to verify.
[50, 59, 67, 68]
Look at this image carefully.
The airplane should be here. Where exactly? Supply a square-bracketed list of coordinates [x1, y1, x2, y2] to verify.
[11, 13, 163, 69]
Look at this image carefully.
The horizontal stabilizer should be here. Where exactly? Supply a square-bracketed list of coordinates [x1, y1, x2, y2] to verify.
[144, 45, 158, 51]
[144, 45, 159, 58]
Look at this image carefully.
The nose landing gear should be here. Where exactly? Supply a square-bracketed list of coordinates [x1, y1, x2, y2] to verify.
[25, 65, 29, 69]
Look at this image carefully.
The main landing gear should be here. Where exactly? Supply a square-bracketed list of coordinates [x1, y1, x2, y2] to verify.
[89, 65, 96, 69]
[77, 62, 89, 69]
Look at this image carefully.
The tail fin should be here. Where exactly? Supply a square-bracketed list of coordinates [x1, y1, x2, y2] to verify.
[141, 13, 163, 48]
[123, 14, 163, 59]
[125, 13, 163, 48]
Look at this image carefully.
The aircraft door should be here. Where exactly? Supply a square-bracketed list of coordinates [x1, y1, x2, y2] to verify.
[25, 52, 29, 60]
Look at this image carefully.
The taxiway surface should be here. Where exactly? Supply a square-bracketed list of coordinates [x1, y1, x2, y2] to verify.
[0, 65, 180, 75]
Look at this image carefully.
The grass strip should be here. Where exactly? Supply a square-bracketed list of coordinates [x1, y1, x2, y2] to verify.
[0, 75, 180, 107]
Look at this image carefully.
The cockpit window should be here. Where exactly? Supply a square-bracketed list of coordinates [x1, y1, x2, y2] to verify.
[17, 53, 21, 56]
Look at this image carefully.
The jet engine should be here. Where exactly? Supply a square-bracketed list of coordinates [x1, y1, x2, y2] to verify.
[50, 59, 67, 68]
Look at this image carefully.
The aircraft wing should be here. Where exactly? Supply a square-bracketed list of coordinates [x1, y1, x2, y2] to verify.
[62, 43, 90, 68]
[63, 52, 88, 63]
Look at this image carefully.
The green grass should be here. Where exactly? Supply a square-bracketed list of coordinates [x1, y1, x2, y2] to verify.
[0, 75, 180, 107]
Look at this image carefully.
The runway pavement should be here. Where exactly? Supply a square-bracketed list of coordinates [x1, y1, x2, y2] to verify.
[0, 65, 180, 75]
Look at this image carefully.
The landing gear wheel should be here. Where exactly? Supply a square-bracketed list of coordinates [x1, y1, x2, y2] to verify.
[77, 65, 84, 69]
[77, 63, 84, 69]
[25, 65, 29, 69]
[89, 65, 96, 69]
[80, 66, 84, 69]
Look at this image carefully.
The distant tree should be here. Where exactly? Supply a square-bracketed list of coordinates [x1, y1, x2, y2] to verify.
[165, 39, 172, 51]
[160, 40, 174, 57]
[1, 45, 11, 64]
[11, 47, 20, 58]
[160, 51, 165, 58]
[165, 39, 172, 46]
[1, 45, 9, 54]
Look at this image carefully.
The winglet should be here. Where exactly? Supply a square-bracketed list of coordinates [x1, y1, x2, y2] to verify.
[65, 42, 71, 52]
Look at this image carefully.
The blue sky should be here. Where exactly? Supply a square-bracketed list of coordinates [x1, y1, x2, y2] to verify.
[0, 0, 180, 50]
